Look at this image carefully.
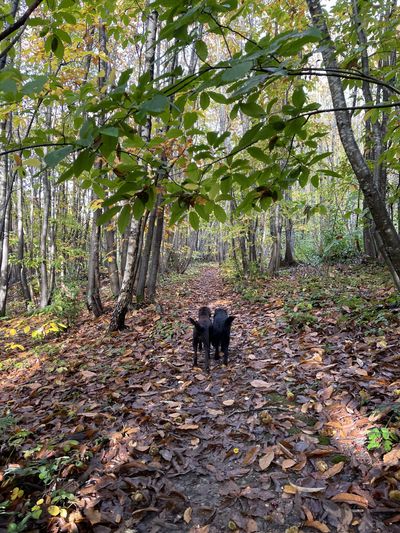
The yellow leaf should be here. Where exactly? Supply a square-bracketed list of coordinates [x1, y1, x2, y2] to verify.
[23, 326, 31, 334]
[48, 505, 60, 516]
[9, 328, 17, 336]
[36, 499, 44, 505]
[233, 447, 240, 454]
[59, 508, 68, 518]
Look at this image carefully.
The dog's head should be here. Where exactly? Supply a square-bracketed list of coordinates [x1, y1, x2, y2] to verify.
[198, 306, 212, 318]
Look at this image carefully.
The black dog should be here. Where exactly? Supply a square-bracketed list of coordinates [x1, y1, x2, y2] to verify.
[189, 306, 212, 372]
[212, 308, 235, 366]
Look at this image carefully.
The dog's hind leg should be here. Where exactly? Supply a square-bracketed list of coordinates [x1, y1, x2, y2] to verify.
[214, 346, 220, 360]
[204, 342, 210, 373]
[221, 343, 229, 366]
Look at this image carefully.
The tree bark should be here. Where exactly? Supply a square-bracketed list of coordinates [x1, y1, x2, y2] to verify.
[307, 0, 400, 289]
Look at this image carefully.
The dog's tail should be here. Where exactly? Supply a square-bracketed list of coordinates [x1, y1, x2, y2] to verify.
[189, 318, 204, 332]
[225, 316, 235, 325]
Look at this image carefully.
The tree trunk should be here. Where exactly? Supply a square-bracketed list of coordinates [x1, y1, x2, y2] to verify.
[39, 171, 50, 308]
[307, 0, 400, 289]
[104, 214, 120, 297]
[17, 174, 30, 302]
[0, 201, 10, 316]
[147, 201, 164, 302]
[109, 218, 144, 331]
[86, 191, 104, 316]
[268, 203, 282, 275]
[136, 206, 157, 304]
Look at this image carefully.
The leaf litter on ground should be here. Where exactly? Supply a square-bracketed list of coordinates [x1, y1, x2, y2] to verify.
[1, 265, 400, 531]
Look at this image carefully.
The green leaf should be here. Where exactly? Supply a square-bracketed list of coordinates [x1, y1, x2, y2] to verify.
[213, 204, 227, 222]
[22, 75, 47, 95]
[73, 149, 95, 177]
[44, 146, 73, 168]
[183, 112, 198, 129]
[140, 94, 170, 114]
[240, 101, 264, 117]
[132, 198, 145, 220]
[195, 39, 208, 61]
[118, 205, 131, 233]
[96, 205, 121, 226]
[247, 146, 269, 164]
[189, 210, 200, 230]
[99, 126, 119, 137]
[221, 61, 252, 82]
[200, 92, 210, 110]
[292, 86, 306, 108]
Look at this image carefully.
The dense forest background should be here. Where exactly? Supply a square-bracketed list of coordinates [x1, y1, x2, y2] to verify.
[2, 0, 400, 532]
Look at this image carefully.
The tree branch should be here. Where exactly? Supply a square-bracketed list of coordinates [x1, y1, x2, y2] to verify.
[0, 0, 43, 43]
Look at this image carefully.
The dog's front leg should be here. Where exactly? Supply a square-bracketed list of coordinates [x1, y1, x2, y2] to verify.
[193, 339, 198, 367]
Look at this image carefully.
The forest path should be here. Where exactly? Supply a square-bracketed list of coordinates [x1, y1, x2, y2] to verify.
[1, 265, 397, 532]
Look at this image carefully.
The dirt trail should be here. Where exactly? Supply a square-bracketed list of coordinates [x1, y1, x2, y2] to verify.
[1, 266, 397, 532]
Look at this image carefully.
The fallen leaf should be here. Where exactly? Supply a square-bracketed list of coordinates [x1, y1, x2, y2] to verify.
[289, 483, 325, 493]
[242, 445, 260, 466]
[281, 458, 297, 470]
[331, 492, 368, 508]
[223, 399, 235, 406]
[250, 379, 274, 389]
[183, 507, 192, 524]
[176, 424, 199, 430]
[80, 370, 97, 379]
[317, 461, 344, 479]
[305, 520, 330, 532]
[259, 451, 275, 471]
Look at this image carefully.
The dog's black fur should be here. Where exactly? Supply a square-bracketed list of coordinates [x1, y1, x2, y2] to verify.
[189, 306, 212, 372]
[211, 308, 235, 366]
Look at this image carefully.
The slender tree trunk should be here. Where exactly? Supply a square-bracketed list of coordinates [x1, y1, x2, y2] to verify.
[86, 191, 104, 316]
[109, 218, 144, 331]
[147, 201, 164, 302]
[307, 0, 400, 289]
[136, 206, 157, 304]
[268, 204, 282, 275]
[17, 174, 30, 302]
[104, 214, 120, 297]
[0, 201, 10, 316]
[39, 171, 50, 308]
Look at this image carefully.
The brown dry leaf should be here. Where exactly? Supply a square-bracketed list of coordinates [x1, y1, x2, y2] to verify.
[243, 445, 260, 466]
[84, 508, 102, 525]
[331, 492, 368, 508]
[318, 461, 344, 479]
[250, 379, 274, 389]
[183, 507, 192, 524]
[383, 447, 400, 466]
[177, 423, 199, 430]
[305, 520, 330, 532]
[259, 451, 275, 471]
[283, 484, 297, 495]
[207, 408, 223, 416]
[281, 458, 297, 470]
[189, 526, 209, 533]
[25, 382, 42, 390]
[80, 370, 97, 379]
[320, 385, 334, 400]
[289, 483, 325, 493]
[223, 399, 235, 406]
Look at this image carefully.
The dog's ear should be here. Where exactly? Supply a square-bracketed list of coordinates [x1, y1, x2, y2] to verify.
[226, 316, 235, 324]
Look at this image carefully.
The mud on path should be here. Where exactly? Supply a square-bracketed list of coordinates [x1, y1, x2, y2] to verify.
[1, 266, 399, 532]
